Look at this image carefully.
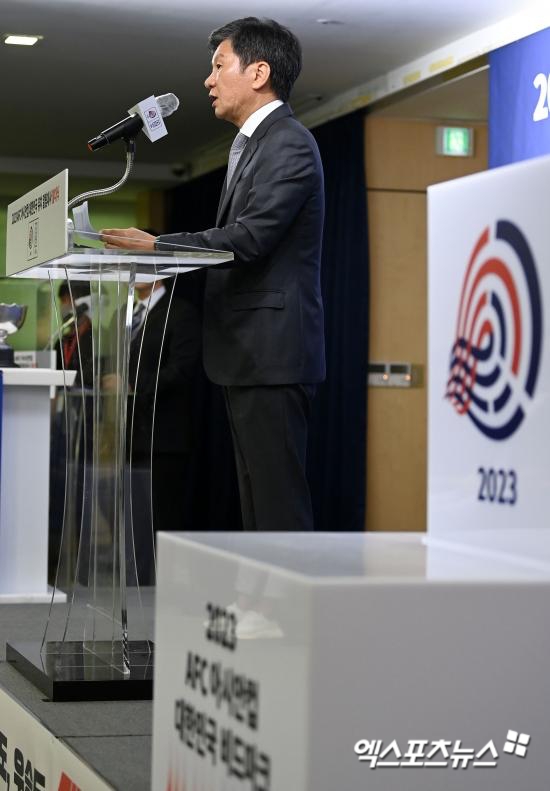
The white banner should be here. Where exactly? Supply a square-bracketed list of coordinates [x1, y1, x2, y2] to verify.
[0, 687, 112, 790]
[428, 154, 550, 533]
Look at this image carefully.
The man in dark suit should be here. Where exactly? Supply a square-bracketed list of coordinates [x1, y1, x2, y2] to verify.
[101, 17, 325, 531]
[103, 279, 200, 580]
[125, 279, 200, 471]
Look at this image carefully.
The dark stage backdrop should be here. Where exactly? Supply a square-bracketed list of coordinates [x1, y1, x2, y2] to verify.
[166, 110, 369, 531]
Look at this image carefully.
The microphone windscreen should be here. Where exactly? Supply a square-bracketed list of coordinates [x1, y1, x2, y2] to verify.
[156, 93, 180, 118]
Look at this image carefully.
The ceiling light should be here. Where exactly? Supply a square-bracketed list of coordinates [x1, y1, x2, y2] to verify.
[3, 34, 43, 46]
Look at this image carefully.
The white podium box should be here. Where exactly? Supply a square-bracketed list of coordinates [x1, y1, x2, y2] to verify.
[428, 154, 550, 535]
[0, 368, 74, 602]
[152, 532, 550, 791]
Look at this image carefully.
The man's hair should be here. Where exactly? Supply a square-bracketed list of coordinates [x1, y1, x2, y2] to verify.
[208, 17, 302, 103]
[58, 281, 90, 301]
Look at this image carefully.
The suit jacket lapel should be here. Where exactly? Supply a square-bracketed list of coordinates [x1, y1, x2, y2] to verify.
[216, 174, 228, 222]
[147, 292, 166, 319]
[216, 103, 293, 225]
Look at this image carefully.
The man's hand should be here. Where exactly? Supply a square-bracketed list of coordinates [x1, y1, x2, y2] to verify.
[100, 228, 156, 250]
[102, 373, 122, 392]
[102, 373, 135, 394]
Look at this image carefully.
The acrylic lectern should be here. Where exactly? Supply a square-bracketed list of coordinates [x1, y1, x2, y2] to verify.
[4, 171, 233, 699]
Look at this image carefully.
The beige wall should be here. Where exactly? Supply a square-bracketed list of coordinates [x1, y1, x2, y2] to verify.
[365, 117, 488, 532]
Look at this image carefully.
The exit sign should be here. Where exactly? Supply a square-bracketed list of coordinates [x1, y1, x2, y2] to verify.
[436, 126, 474, 157]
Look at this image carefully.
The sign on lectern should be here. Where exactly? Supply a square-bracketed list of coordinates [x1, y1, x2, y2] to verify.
[6, 170, 68, 276]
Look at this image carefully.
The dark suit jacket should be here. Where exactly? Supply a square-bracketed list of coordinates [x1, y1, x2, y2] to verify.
[128, 291, 200, 457]
[158, 103, 326, 386]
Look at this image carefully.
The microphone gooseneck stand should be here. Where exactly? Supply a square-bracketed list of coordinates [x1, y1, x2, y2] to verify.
[68, 138, 136, 213]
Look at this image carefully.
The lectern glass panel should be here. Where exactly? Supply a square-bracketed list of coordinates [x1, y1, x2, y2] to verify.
[6, 240, 233, 700]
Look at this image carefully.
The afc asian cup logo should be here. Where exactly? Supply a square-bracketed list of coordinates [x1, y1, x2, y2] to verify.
[446, 219, 543, 440]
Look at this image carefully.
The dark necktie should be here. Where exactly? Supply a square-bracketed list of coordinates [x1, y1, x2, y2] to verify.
[226, 131, 248, 186]
[131, 302, 146, 340]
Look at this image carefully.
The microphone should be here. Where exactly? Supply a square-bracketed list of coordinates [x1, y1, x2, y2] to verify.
[87, 93, 180, 151]
[157, 92, 180, 118]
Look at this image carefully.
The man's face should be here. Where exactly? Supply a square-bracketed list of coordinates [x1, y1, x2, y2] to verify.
[204, 39, 257, 127]
[135, 283, 153, 300]
[59, 294, 72, 319]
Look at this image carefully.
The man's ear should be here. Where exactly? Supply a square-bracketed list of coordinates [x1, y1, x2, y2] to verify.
[251, 60, 271, 90]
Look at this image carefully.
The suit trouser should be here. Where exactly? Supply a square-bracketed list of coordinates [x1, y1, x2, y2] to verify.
[223, 384, 316, 531]
[131, 453, 191, 585]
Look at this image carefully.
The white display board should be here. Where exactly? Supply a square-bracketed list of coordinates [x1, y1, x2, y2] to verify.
[152, 533, 309, 791]
[0, 369, 73, 602]
[428, 154, 550, 534]
[152, 532, 550, 791]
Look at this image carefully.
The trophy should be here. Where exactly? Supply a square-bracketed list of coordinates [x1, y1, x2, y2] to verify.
[0, 304, 27, 367]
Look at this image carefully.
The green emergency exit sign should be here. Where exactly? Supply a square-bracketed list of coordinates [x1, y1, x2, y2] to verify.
[436, 126, 474, 157]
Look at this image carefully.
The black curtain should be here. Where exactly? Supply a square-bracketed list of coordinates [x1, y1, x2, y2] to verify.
[310, 111, 369, 531]
[166, 109, 369, 531]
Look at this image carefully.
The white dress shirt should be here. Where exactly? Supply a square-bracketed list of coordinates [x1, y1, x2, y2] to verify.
[239, 99, 283, 138]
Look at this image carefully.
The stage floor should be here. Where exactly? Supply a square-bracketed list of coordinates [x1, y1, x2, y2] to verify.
[0, 594, 155, 791]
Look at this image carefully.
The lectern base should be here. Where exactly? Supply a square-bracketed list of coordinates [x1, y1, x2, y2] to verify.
[6, 639, 154, 701]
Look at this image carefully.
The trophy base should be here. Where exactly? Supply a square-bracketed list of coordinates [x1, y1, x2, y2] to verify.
[0, 344, 17, 367]
[6, 640, 154, 701]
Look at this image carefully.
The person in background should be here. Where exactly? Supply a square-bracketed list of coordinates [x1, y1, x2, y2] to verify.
[55, 281, 94, 388]
[103, 277, 201, 583]
[49, 280, 94, 583]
